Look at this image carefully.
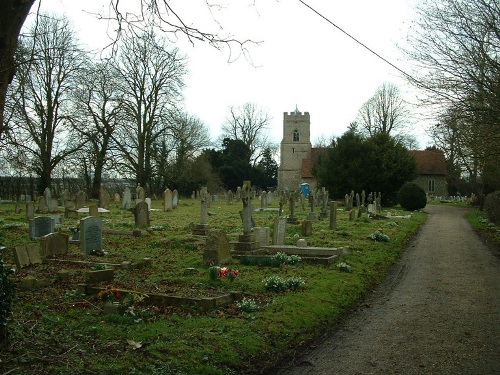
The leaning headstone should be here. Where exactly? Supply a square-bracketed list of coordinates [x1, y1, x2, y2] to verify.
[203, 229, 231, 266]
[39, 232, 69, 257]
[172, 189, 179, 209]
[122, 188, 131, 209]
[254, 227, 270, 247]
[13, 244, 42, 269]
[134, 201, 150, 229]
[80, 216, 103, 255]
[272, 217, 287, 245]
[164, 188, 173, 212]
[29, 216, 55, 239]
[26, 201, 35, 220]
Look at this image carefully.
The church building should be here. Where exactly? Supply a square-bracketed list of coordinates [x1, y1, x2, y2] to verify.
[277, 107, 323, 191]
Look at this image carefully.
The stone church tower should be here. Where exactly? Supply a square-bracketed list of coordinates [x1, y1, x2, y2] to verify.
[277, 107, 312, 191]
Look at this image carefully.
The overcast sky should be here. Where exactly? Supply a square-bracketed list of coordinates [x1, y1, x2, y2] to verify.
[30, 0, 430, 148]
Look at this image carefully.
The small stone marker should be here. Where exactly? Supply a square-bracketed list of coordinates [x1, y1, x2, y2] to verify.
[39, 232, 69, 257]
[13, 244, 42, 269]
[29, 216, 55, 239]
[272, 217, 287, 245]
[203, 229, 231, 265]
[134, 201, 150, 229]
[80, 216, 103, 255]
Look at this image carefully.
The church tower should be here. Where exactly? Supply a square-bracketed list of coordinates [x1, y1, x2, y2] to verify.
[277, 107, 312, 191]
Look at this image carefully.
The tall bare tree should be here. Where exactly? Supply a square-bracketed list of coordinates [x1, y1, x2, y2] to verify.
[0, 1, 256, 143]
[72, 59, 122, 198]
[220, 102, 275, 166]
[5, 14, 85, 192]
[111, 30, 186, 192]
[356, 83, 411, 140]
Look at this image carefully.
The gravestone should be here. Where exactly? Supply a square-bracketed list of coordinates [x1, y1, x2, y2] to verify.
[272, 216, 287, 245]
[172, 189, 179, 209]
[145, 197, 152, 211]
[260, 191, 268, 210]
[301, 220, 313, 236]
[40, 232, 69, 257]
[203, 229, 231, 266]
[37, 196, 46, 213]
[99, 187, 111, 209]
[134, 201, 150, 229]
[137, 185, 145, 202]
[48, 198, 58, 213]
[13, 244, 42, 269]
[75, 191, 86, 209]
[29, 216, 55, 239]
[329, 201, 338, 230]
[25, 201, 35, 220]
[89, 204, 99, 217]
[164, 188, 173, 212]
[254, 227, 270, 247]
[122, 188, 131, 209]
[80, 216, 103, 255]
[43, 187, 51, 206]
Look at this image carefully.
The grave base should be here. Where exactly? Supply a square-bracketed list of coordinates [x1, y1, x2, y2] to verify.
[192, 224, 210, 236]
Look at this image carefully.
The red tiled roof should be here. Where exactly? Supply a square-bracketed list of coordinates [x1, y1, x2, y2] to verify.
[409, 150, 447, 175]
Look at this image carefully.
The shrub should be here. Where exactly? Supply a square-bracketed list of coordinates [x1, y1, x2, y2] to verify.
[397, 182, 427, 211]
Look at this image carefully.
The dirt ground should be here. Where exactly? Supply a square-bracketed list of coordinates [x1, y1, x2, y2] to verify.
[273, 205, 500, 375]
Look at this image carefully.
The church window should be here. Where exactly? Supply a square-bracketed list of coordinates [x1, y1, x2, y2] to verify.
[428, 179, 435, 192]
[293, 130, 299, 142]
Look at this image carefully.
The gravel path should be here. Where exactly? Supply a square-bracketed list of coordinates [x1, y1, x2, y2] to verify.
[275, 205, 500, 375]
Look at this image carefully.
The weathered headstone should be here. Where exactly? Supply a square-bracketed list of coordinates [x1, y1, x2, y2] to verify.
[122, 188, 131, 209]
[40, 232, 69, 257]
[29, 216, 55, 239]
[203, 229, 231, 265]
[272, 216, 287, 245]
[172, 189, 179, 209]
[80, 216, 103, 255]
[99, 187, 111, 209]
[13, 244, 42, 268]
[329, 201, 337, 230]
[164, 188, 173, 212]
[25, 201, 35, 220]
[301, 220, 313, 236]
[37, 196, 46, 213]
[134, 201, 150, 229]
[254, 227, 270, 247]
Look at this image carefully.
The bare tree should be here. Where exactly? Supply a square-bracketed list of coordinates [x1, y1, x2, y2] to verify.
[220, 102, 275, 166]
[0, 1, 257, 142]
[72, 59, 122, 198]
[5, 14, 85, 192]
[356, 82, 411, 138]
[111, 30, 186, 192]
[407, 0, 500, 191]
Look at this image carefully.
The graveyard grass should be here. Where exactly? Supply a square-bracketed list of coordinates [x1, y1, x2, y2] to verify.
[0, 198, 427, 374]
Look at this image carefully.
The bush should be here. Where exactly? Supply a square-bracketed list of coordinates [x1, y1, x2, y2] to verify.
[397, 182, 427, 211]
